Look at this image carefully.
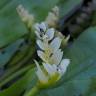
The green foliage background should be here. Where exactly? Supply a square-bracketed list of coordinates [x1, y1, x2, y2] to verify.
[0, 0, 96, 96]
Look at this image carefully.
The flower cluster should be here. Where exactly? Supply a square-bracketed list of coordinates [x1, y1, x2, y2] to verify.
[34, 22, 70, 88]
[16, 4, 70, 89]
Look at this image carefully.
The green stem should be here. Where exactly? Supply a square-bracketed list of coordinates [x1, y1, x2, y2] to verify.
[25, 85, 40, 96]
[0, 62, 23, 82]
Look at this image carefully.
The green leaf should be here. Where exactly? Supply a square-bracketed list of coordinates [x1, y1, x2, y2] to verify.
[0, 66, 35, 96]
[0, 39, 26, 68]
[64, 27, 96, 80]
[0, 0, 59, 48]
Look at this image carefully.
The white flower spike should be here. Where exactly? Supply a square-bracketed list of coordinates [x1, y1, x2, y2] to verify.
[34, 21, 70, 88]
[16, 5, 70, 96]
[16, 4, 34, 28]
[34, 21, 70, 89]
[45, 6, 59, 28]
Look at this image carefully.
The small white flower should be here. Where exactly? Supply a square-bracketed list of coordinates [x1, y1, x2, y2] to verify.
[34, 59, 70, 87]
[34, 22, 55, 40]
[37, 37, 62, 63]
[34, 60, 48, 84]
[35, 22, 47, 32]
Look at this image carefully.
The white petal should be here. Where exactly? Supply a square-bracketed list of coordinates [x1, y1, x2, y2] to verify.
[52, 64, 57, 72]
[57, 50, 63, 64]
[40, 22, 47, 32]
[43, 63, 56, 76]
[35, 31, 41, 39]
[37, 50, 47, 62]
[50, 37, 62, 51]
[49, 49, 63, 65]
[58, 59, 70, 75]
[54, 49, 63, 65]
[36, 40, 46, 50]
[36, 71, 48, 83]
[34, 23, 40, 32]
[46, 28, 55, 40]
[34, 60, 48, 83]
